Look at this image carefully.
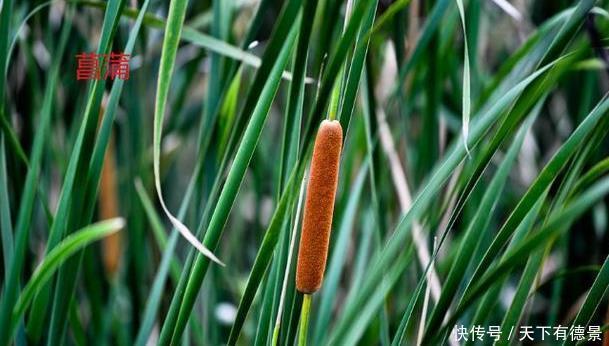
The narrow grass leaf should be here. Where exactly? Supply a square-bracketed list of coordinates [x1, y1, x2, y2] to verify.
[10, 218, 125, 337]
[0, 136, 12, 276]
[454, 0, 471, 155]
[228, 161, 308, 344]
[565, 254, 609, 345]
[133, 174, 195, 346]
[313, 162, 368, 343]
[152, 0, 222, 264]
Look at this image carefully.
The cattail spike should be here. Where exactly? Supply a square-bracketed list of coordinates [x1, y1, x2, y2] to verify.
[99, 128, 121, 277]
[98, 101, 122, 278]
[296, 120, 343, 294]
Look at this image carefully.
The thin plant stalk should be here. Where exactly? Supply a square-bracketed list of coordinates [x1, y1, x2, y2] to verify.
[272, 176, 307, 346]
[417, 237, 437, 346]
[298, 294, 312, 346]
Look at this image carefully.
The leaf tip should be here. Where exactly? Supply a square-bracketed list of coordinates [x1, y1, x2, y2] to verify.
[113, 217, 126, 231]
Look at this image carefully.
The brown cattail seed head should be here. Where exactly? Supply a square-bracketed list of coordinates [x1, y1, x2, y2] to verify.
[296, 120, 343, 294]
[100, 135, 121, 277]
[98, 103, 121, 278]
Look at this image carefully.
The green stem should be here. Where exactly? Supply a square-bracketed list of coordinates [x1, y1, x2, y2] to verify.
[298, 294, 312, 346]
[271, 325, 280, 346]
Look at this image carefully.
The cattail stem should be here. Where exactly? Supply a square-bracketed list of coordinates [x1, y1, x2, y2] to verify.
[298, 294, 312, 346]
